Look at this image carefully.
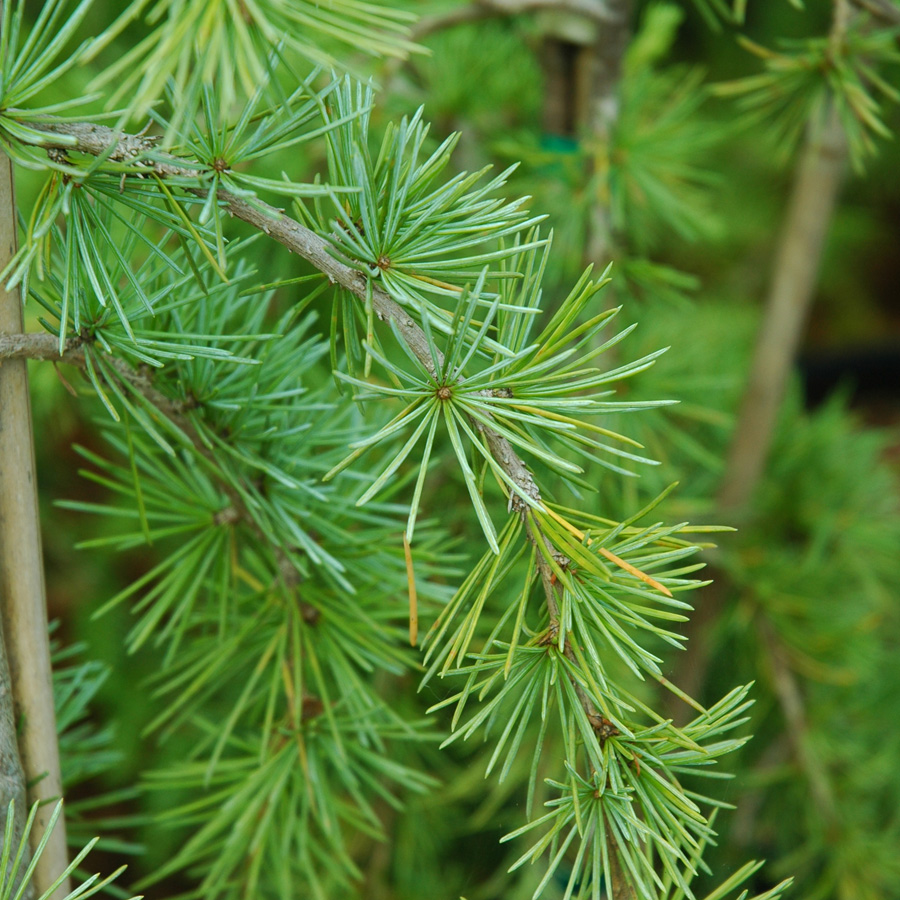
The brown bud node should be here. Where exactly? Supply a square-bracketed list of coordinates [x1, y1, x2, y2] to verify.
[588, 714, 621, 744]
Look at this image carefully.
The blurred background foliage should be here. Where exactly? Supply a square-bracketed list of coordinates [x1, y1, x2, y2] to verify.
[13, 0, 900, 897]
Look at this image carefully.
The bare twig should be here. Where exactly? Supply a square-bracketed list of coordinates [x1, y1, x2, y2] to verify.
[758, 619, 838, 830]
[0, 151, 70, 899]
[667, 2, 854, 734]
[410, 0, 615, 41]
[849, 0, 900, 24]
[608, 834, 638, 900]
[0, 333, 85, 362]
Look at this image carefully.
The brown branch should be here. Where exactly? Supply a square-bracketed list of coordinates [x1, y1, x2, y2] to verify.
[608, 835, 638, 900]
[849, 0, 900, 24]
[1, 152, 69, 899]
[437, 0, 629, 269]
[409, 0, 616, 41]
[758, 619, 838, 831]
[0, 332, 84, 362]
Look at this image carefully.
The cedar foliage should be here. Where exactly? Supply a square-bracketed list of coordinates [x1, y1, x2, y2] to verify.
[1, 1, 899, 899]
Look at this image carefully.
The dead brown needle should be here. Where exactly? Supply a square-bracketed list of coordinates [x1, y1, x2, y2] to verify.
[541, 504, 673, 598]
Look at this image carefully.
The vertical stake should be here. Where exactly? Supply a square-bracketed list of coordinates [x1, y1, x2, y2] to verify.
[0, 144, 71, 899]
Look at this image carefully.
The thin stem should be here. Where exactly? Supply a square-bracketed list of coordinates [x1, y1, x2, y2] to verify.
[758, 618, 838, 831]
[671, 0, 853, 768]
[849, 0, 900, 24]
[409, 0, 615, 41]
[0, 151, 70, 899]
[608, 835, 638, 900]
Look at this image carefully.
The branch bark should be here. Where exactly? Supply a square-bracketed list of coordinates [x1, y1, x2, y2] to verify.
[668, 2, 852, 724]
[849, 0, 900, 24]
[409, 0, 616, 40]
[0, 151, 70, 899]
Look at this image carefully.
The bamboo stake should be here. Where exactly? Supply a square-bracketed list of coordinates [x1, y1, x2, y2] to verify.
[0, 149, 70, 899]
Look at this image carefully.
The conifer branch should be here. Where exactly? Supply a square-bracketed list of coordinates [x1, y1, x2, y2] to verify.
[15, 121, 550, 512]
[0, 332, 308, 592]
[4, 320, 609, 719]
[5, 119, 692, 899]
[4, 122, 633, 728]
[10, 124, 598, 568]
[7, 119, 580, 616]
[6, 0, 895, 894]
